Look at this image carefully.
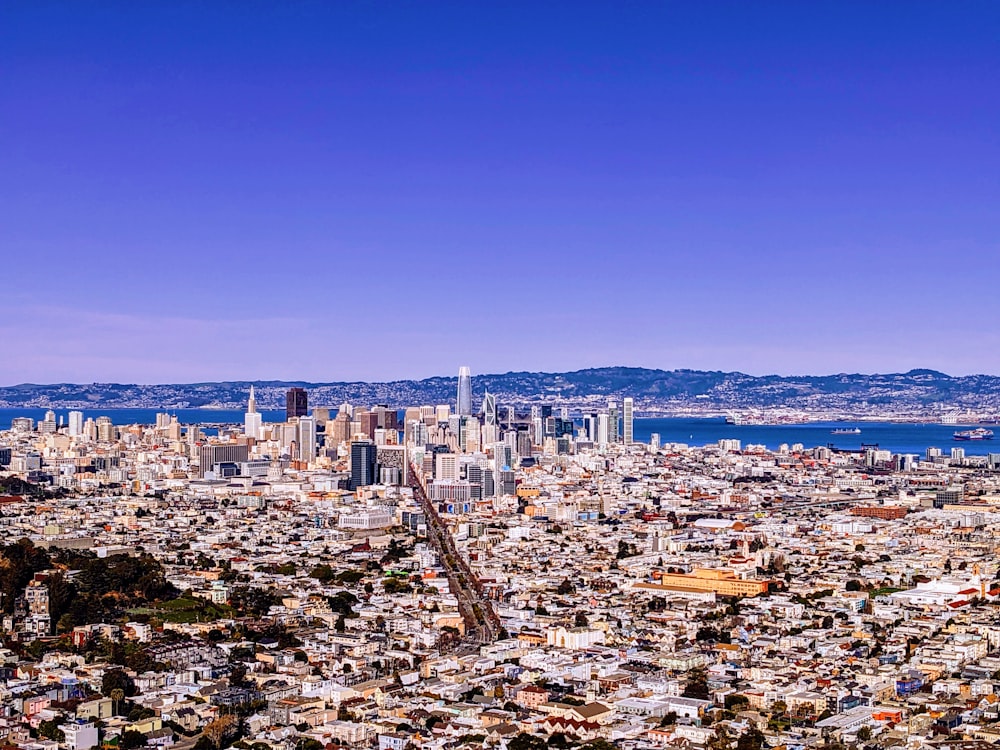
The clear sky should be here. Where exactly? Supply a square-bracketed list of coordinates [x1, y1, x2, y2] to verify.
[2, 2, 998, 384]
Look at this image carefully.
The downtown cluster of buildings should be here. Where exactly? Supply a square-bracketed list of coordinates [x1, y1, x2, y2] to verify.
[2, 369, 1000, 750]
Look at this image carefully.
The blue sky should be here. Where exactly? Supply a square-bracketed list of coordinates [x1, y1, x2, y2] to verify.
[2, 2, 998, 383]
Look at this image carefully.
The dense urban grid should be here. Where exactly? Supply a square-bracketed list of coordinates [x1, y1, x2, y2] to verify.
[3, 367, 1000, 750]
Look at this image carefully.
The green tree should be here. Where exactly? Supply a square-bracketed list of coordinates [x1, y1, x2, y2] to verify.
[120, 730, 148, 750]
[508, 734, 547, 750]
[37, 720, 65, 742]
[103, 670, 137, 698]
[736, 728, 765, 750]
[309, 564, 336, 582]
[0, 539, 51, 613]
[683, 667, 709, 699]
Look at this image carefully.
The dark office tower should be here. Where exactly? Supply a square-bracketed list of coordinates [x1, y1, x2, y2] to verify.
[350, 440, 378, 490]
[286, 388, 308, 420]
[373, 404, 399, 431]
[360, 412, 379, 440]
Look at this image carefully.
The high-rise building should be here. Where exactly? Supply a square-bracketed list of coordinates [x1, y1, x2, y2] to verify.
[350, 440, 378, 490]
[457, 366, 473, 416]
[244, 386, 262, 439]
[607, 401, 619, 444]
[39, 410, 57, 434]
[68, 411, 84, 437]
[96, 416, 116, 442]
[298, 416, 316, 461]
[198, 443, 250, 477]
[359, 411, 379, 440]
[482, 390, 497, 426]
[286, 387, 308, 420]
[597, 412, 610, 446]
[329, 412, 352, 445]
[623, 397, 634, 445]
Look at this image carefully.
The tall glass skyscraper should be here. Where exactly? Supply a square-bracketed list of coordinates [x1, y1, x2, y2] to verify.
[482, 389, 497, 426]
[457, 365, 473, 415]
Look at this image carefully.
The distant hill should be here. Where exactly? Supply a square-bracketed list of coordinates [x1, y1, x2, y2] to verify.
[2, 367, 999, 415]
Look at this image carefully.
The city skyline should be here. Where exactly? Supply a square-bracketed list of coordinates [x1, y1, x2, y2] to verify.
[3, 2, 999, 383]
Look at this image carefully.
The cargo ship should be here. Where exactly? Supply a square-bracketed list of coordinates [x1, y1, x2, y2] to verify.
[953, 428, 994, 441]
[831, 427, 861, 435]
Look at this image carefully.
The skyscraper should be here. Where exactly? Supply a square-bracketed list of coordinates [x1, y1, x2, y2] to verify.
[482, 390, 497, 426]
[597, 412, 610, 446]
[623, 397, 634, 445]
[350, 440, 378, 490]
[608, 400, 619, 444]
[457, 366, 472, 416]
[286, 387, 308, 420]
[68, 410, 84, 438]
[244, 386, 262, 439]
[297, 415, 316, 462]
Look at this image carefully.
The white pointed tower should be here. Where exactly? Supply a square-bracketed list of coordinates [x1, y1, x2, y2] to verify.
[244, 385, 262, 439]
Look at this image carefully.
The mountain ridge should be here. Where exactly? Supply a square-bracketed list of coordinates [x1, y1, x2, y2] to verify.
[2, 367, 999, 414]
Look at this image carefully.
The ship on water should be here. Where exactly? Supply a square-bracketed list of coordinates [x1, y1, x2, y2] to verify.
[725, 411, 809, 426]
[831, 427, 862, 435]
[953, 428, 994, 441]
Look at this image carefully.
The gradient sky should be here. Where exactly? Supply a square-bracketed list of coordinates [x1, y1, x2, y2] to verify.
[2, 2, 999, 384]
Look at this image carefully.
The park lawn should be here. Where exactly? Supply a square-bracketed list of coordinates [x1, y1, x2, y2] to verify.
[130, 597, 234, 624]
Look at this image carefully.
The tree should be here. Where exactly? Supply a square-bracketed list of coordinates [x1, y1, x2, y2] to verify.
[709, 726, 732, 750]
[697, 626, 720, 642]
[725, 694, 749, 711]
[103, 670, 137, 699]
[508, 734, 547, 750]
[856, 726, 872, 742]
[556, 578, 574, 595]
[845, 579, 863, 592]
[574, 612, 589, 627]
[111, 688, 126, 716]
[683, 668, 709, 699]
[736, 728, 765, 750]
[203, 715, 237, 749]
[309, 564, 336, 582]
[120, 731, 148, 750]
[37, 720, 65, 742]
[327, 590, 358, 616]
